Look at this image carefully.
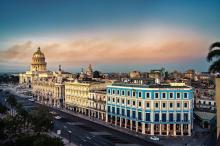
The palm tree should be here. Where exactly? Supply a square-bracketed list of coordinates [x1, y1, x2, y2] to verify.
[207, 42, 220, 73]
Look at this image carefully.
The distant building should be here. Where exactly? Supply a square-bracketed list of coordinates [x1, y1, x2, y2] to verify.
[106, 83, 194, 136]
[129, 71, 141, 79]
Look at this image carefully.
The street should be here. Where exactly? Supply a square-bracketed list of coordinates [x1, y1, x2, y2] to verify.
[0, 89, 159, 146]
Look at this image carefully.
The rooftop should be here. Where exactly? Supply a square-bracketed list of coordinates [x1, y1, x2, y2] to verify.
[111, 83, 190, 88]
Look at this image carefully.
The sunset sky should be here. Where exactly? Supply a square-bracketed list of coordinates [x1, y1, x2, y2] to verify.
[0, 0, 220, 73]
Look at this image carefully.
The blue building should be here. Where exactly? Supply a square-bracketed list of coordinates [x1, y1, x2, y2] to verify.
[106, 83, 193, 136]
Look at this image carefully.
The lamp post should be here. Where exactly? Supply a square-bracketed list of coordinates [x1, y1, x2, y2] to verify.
[68, 130, 72, 143]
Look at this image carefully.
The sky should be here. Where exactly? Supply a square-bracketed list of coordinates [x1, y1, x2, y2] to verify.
[0, 0, 220, 73]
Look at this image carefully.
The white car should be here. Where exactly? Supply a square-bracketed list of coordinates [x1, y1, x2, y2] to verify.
[55, 116, 62, 120]
[150, 136, 159, 141]
[28, 98, 35, 102]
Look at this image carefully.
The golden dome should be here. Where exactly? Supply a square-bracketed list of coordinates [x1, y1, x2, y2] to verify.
[33, 47, 45, 58]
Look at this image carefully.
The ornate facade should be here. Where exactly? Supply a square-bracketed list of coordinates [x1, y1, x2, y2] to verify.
[65, 80, 107, 115]
[88, 90, 106, 121]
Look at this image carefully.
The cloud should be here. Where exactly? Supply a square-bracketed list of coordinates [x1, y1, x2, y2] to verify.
[0, 26, 212, 70]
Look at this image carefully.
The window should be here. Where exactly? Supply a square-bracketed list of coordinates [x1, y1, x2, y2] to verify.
[176, 113, 181, 122]
[155, 102, 159, 108]
[107, 106, 111, 112]
[117, 108, 120, 115]
[169, 113, 173, 122]
[127, 110, 130, 117]
[155, 113, 159, 122]
[127, 91, 130, 96]
[138, 112, 142, 120]
[112, 107, 115, 114]
[138, 101, 142, 107]
[122, 90, 125, 96]
[146, 102, 150, 108]
[133, 100, 136, 106]
[113, 90, 115, 94]
[122, 109, 125, 116]
[122, 99, 125, 104]
[127, 99, 130, 105]
[176, 92, 181, 99]
[146, 113, 150, 121]
[169, 93, 173, 98]
[112, 98, 115, 102]
[108, 97, 110, 102]
[184, 102, 188, 108]
[133, 91, 136, 97]
[155, 92, 159, 99]
[170, 103, 173, 108]
[117, 90, 120, 95]
[162, 92, 166, 99]
[108, 89, 111, 94]
[184, 93, 188, 98]
[177, 102, 180, 108]
[132, 111, 136, 119]
[146, 92, 150, 98]
[162, 113, 166, 122]
[117, 98, 120, 103]
[162, 103, 166, 108]
[184, 113, 188, 122]
[138, 92, 142, 98]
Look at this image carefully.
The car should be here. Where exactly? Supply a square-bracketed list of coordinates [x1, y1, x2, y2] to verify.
[54, 116, 62, 120]
[50, 111, 57, 115]
[28, 98, 35, 102]
[150, 136, 159, 141]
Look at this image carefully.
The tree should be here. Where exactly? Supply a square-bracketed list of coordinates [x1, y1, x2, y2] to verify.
[0, 103, 8, 114]
[30, 106, 53, 134]
[207, 42, 220, 73]
[6, 94, 17, 116]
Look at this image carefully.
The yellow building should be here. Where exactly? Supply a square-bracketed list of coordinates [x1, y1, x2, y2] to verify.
[65, 80, 107, 115]
[19, 47, 51, 87]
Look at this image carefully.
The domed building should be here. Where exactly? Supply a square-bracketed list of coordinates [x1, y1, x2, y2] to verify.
[19, 47, 50, 87]
[31, 47, 47, 72]
[129, 70, 141, 79]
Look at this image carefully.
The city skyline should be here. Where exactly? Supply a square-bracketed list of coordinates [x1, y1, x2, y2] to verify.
[1, 0, 220, 72]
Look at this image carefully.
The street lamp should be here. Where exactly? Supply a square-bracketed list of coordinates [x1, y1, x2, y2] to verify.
[68, 130, 72, 143]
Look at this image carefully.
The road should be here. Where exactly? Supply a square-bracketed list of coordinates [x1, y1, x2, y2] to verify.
[0, 89, 160, 146]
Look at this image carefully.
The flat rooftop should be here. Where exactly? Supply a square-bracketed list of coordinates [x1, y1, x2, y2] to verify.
[110, 83, 190, 88]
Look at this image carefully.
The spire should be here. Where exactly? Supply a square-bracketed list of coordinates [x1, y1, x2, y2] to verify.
[59, 65, 62, 71]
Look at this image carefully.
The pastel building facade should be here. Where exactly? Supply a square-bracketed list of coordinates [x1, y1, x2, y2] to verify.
[106, 83, 193, 136]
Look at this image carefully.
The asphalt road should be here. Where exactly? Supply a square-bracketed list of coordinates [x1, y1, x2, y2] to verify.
[0, 90, 160, 146]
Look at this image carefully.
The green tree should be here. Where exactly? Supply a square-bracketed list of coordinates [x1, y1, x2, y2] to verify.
[0, 102, 8, 114]
[6, 94, 17, 116]
[207, 42, 220, 73]
[30, 106, 53, 134]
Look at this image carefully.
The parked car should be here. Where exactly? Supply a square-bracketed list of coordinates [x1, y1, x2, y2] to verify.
[150, 136, 159, 141]
[28, 98, 35, 102]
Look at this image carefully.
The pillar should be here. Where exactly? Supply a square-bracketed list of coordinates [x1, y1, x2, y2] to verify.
[136, 121, 138, 132]
[105, 113, 108, 122]
[181, 124, 183, 136]
[130, 120, 132, 130]
[167, 124, 169, 136]
[125, 119, 127, 128]
[174, 124, 176, 136]
[142, 123, 145, 134]
[188, 124, 191, 136]
[120, 117, 122, 127]
[159, 124, 162, 135]
[150, 124, 154, 135]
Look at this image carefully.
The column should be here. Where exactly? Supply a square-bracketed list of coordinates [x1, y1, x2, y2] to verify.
[150, 124, 154, 135]
[115, 116, 117, 126]
[120, 117, 122, 127]
[125, 119, 127, 128]
[130, 120, 132, 130]
[105, 113, 108, 122]
[136, 121, 138, 132]
[142, 123, 145, 134]
[159, 124, 162, 135]
[174, 124, 176, 136]
[181, 124, 183, 136]
[167, 124, 169, 136]
[188, 124, 191, 136]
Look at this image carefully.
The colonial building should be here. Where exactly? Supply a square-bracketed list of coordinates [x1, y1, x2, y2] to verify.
[88, 89, 106, 121]
[65, 80, 107, 115]
[106, 83, 193, 136]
